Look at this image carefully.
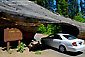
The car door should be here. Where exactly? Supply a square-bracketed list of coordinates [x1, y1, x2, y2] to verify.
[45, 34, 54, 46]
[52, 35, 62, 48]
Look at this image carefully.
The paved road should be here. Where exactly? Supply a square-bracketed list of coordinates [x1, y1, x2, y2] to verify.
[34, 33, 85, 57]
[42, 49, 85, 57]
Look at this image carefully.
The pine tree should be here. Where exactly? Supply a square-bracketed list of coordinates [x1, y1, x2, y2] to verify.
[80, 0, 85, 14]
[35, 0, 47, 8]
[68, 0, 79, 19]
[74, 12, 85, 23]
[35, 0, 55, 12]
[57, 0, 68, 17]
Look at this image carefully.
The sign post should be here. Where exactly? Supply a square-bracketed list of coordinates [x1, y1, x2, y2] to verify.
[7, 41, 10, 51]
[18, 40, 21, 45]
[4, 28, 23, 51]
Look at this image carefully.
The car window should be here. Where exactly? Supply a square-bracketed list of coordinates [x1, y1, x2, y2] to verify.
[63, 35, 76, 40]
[54, 35, 62, 40]
[48, 35, 54, 38]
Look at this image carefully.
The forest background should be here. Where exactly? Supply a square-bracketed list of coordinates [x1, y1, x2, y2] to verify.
[30, 0, 85, 34]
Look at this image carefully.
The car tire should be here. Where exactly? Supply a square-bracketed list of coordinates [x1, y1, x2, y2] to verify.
[41, 41, 46, 48]
[59, 45, 66, 53]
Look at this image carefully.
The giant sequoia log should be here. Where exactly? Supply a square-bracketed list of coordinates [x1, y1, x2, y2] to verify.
[0, 0, 85, 40]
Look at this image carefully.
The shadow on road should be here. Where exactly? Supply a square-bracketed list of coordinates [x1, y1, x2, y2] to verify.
[41, 45, 83, 56]
[64, 51, 83, 56]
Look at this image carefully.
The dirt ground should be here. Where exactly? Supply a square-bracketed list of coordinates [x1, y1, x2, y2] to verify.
[0, 47, 65, 57]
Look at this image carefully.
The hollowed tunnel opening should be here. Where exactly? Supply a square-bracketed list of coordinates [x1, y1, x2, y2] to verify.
[58, 23, 79, 37]
[0, 18, 79, 48]
[37, 23, 79, 37]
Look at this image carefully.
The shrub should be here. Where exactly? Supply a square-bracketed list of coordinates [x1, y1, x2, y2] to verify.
[35, 50, 42, 54]
[17, 42, 27, 53]
[8, 49, 12, 54]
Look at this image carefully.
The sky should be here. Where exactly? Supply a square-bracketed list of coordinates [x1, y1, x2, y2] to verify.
[78, 0, 84, 12]
[53, 0, 56, 12]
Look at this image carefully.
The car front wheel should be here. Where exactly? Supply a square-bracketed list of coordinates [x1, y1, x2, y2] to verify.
[59, 45, 66, 53]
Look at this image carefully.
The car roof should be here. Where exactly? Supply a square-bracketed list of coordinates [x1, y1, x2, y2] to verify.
[55, 33, 70, 35]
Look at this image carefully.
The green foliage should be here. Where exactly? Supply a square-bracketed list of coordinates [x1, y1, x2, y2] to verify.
[8, 49, 12, 54]
[35, 0, 55, 12]
[74, 12, 85, 23]
[46, 24, 62, 34]
[68, 1, 79, 19]
[35, 50, 42, 54]
[57, 0, 68, 17]
[17, 42, 27, 53]
[35, 0, 47, 8]
[46, 24, 52, 34]
[37, 24, 46, 33]
[37, 24, 62, 34]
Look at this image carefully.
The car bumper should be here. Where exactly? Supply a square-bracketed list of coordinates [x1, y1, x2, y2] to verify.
[67, 45, 85, 52]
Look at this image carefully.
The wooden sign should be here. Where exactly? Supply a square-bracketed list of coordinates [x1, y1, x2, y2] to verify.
[4, 28, 23, 42]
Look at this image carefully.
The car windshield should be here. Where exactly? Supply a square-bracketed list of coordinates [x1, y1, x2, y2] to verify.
[63, 35, 76, 40]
